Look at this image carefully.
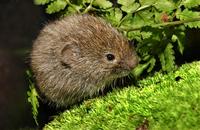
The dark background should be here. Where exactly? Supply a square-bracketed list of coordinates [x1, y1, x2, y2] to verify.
[0, 0, 199, 130]
[0, 0, 46, 129]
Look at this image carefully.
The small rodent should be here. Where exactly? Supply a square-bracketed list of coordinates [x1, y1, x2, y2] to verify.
[31, 14, 138, 107]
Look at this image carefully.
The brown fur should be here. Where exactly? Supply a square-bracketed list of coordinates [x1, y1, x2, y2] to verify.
[31, 14, 138, 107]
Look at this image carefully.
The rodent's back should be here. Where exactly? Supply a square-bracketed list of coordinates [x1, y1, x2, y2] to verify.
[31, 14, 138, 107]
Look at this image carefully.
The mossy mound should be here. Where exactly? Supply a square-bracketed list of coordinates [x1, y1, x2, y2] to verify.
[44, 61, 200, 130]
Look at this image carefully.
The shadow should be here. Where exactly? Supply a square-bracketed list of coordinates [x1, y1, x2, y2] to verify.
[0, 0, 46, 129]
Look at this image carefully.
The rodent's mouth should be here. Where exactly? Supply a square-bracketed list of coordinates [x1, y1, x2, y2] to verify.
[111, 67, 131, 77]
[114, 70, 131, 78]
[97, 70, 131, 89]
[96, 69, 132, 89]
[106, 70, 131, 83]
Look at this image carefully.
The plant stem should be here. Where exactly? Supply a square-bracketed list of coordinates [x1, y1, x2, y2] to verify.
[82, 0, 94, 14]
[120, 17, 200, 32]
[66, 0, 80, 13]
[117, 4, 152, 27]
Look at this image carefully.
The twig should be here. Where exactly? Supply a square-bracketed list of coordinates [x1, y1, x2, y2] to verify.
[119, 17, 200, 32]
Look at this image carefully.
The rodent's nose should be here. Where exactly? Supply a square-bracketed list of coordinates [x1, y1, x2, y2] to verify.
[126, 57, 139, 71]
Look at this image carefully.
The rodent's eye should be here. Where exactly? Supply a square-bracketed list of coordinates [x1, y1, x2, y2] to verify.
[106, 53, 115, 61]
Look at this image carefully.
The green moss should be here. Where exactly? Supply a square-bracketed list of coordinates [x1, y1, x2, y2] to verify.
[44, 61, 200, 130]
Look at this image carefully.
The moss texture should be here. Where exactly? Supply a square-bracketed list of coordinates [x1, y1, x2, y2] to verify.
[44, 61, 200, 130]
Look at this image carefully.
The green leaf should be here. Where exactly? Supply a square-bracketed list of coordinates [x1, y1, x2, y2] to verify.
[93, 0, 113, 9]
[105, 8, 123, 26]
[139, 0, 156, 5]
[176, 9, 200, 28]
[82, 0, 91, 3]
[142, 54, 151, 61]
[147, 57, 156, 72]
[136, 28, 163, 59]
[132, 63, 149, 77]
[121, 9, 154, 30]
[26, 70, 39, 125]
[159, 43, 175, 72]
[154, 0, 176, 12]
[27, 85, 39, 125]
[177, 36, 185, 55]
[46, 0, 67, 14]
[171, 34, 177, 43]
[34, 0, 51, 5]
[127, 31, 142, 41]
[121, 3, 140, 13]
[117, 0, 135, 6]
[141, 31, 152, 39]
[181, 0, 200, 9]
[67, 4, 82, 14]
[136, 9, 154, 24]
[132, 56, 156, 76]
[176, 9, 199, 19]
[114, 8, 123, 23]
[172, 33, 185, 55]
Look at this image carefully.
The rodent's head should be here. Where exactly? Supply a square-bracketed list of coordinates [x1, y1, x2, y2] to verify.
[58, 15, 138, 85]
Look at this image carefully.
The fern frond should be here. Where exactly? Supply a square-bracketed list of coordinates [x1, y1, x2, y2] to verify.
[26, 70, 39, 125]
[176, 9, 200, 28]
[46, 0, 67, 14]
[147, 57, 156, 72]
[181, 0, 200, 9]
[34, 0, 51, 5]
[159, 43, 176, 72]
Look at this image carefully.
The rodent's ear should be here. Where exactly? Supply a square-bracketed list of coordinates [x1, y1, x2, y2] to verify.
[60, 42, 80, 64]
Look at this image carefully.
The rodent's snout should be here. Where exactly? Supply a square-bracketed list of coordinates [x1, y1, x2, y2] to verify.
[126, 56, 139, 71]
